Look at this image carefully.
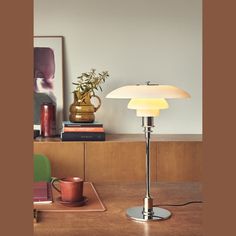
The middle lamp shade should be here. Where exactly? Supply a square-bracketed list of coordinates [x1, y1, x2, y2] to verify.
[128, 98, 169, 117]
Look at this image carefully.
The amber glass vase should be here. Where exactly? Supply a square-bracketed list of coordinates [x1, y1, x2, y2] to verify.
[69, 91, 101, 123]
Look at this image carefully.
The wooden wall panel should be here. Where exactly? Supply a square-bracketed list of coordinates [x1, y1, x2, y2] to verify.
[157, 142, 203, 181]
[33, 135, 202, 182]
[34, 142, 84, 179]
[85, 142, 157, 182]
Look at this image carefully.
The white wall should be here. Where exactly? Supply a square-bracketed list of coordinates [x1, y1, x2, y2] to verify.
[34, 0, 202, 134]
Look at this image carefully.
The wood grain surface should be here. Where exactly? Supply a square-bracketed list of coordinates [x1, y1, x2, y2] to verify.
[85, 142, 157, 182]
[157, 142, 203, 181]
[34, 142, 85, 179]
[34, 182, 202, 236]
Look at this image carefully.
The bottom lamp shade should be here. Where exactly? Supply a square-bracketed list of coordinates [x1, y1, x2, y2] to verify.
[136, 109, 160, 117]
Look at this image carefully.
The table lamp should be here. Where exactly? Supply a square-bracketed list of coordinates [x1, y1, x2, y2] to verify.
[106, 82, 190, 221]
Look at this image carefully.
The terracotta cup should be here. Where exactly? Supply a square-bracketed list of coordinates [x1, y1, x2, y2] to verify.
[52, 177, 84, 202]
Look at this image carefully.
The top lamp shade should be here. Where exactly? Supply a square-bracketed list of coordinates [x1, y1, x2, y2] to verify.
[106, 85, 190, 99]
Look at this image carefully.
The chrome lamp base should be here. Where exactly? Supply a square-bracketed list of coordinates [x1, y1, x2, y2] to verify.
[126, 206, 171, 222]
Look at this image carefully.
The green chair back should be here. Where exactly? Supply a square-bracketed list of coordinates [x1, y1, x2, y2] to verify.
[34, 154, 51, 182]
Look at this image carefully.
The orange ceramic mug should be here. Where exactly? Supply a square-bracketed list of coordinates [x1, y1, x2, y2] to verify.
[52, 177, 84, 202]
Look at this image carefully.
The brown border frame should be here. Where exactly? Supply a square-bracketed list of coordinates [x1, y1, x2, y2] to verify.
[1, 0, 236, 235]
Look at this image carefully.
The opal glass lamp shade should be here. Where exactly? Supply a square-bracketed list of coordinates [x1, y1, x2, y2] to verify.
[106, 84, 190, 99]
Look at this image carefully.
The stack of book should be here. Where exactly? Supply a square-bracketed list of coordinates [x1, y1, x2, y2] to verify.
[61, 121, 105, 141]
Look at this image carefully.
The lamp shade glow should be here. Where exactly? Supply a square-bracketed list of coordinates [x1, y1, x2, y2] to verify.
[106, 85, 190, 99]
[128, 98, 169, 110]
[136, 109, 160, 117]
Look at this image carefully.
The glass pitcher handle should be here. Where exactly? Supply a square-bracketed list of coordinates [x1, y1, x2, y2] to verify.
[91, 95, 101, 112]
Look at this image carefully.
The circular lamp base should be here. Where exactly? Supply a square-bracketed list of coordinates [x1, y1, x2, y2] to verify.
[126, 206, 171, 222]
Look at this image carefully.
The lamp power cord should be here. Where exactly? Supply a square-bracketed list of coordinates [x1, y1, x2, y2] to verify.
[153, 200, 203, 207]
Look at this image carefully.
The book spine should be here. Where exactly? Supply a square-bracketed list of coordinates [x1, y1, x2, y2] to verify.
[61, 132, 105, 141]
[33, 182, 52, 203]
[47, 182, 53, 202]
[63, 123, 103, 128]
[63, 127, 104, 132]
[33, 197, 48, 201]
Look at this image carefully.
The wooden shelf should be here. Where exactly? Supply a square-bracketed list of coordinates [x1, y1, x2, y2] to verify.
[104, 134, 202, 142]
[34, 133, 202, 142]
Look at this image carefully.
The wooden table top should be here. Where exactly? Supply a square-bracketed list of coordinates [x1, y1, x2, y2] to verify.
[34, 182, 202, 236]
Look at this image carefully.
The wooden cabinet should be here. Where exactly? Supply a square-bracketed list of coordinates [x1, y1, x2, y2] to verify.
[157, 142, 203, 181]
[34, 142, 84, 179]
[34, 134, 202, 182]
[85, 142, 157, 182]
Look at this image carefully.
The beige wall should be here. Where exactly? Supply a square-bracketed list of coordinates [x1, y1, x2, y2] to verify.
[34, 0, 202, 134]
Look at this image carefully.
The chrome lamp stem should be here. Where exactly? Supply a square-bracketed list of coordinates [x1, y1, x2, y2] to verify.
[143, 117, 154, 217]
[126, 117, 172, 221]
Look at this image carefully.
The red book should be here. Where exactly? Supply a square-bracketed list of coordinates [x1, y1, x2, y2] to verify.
[33, 181, 53, 204]
[63, 127, 105, 132]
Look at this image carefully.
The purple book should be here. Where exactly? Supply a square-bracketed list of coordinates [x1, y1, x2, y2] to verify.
[33, 181, 53, 204]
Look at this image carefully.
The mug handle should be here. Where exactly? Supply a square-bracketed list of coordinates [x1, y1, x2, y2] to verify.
[91, 95, 101, 112]
[51, 178, 61, 193]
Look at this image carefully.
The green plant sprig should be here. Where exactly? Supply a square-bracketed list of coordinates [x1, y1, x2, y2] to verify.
[73, 69, 109, 96]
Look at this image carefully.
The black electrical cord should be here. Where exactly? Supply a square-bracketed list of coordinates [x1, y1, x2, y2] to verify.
[153, 200, 203, 207]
